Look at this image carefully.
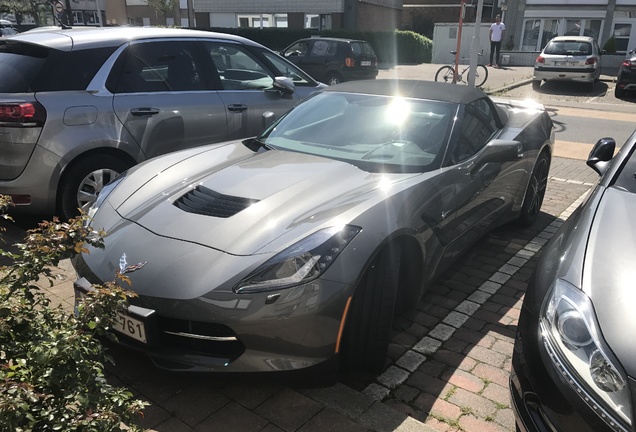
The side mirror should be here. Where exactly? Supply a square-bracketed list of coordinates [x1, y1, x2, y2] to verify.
[474, 139, 522, 167]
[586, 137, 616, 176]
[272, 76, 296, 95]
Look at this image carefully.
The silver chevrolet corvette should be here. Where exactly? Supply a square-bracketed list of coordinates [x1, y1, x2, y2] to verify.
[73, 80, 554, 374]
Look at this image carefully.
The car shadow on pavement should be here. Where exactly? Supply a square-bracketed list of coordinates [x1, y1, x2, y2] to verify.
[534, 80, 609, 97]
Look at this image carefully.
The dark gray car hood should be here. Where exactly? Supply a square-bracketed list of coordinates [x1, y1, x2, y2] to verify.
[584, 186, 636, 377]
[114, 143, 419, 256]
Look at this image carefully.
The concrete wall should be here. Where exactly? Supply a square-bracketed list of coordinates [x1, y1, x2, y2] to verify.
[433, 23, 491, 64]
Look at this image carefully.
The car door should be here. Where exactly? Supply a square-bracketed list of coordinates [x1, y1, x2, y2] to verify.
[112, 39, 228, 160]
[202, 41, 300, 140]
[290, 39, 338, 83]
[437, 98, 524, 259]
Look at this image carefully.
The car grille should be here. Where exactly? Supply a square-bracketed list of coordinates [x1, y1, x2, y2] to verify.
[157, 316, 245, 357]
[174, 185, 259, 218]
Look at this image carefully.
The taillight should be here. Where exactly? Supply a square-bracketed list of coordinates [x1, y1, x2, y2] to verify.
[345, 57, 356, 67]
[536, 55, 545, 64]
[585, 57, 598, 65]
[0, 102, 45, 127]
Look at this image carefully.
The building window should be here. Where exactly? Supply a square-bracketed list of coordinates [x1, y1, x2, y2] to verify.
[521, 18, 603, 51]
[613, 23, 632, 52]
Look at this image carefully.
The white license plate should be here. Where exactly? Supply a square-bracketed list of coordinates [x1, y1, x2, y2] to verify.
[113, 312, 147, 344]
[555, 61, 576, 66]
[75, 290, 147, 343]
[361, 61, 371, 66]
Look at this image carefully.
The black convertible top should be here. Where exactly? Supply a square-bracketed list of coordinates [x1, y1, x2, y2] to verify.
[325, 79, 486, 105]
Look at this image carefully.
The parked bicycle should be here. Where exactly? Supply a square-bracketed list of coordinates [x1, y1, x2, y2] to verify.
[435, 51, 488, 88]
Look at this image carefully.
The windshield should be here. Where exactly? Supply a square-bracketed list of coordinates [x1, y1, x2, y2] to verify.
[260, 92, 456, 173]
[544, 40, 592, 56]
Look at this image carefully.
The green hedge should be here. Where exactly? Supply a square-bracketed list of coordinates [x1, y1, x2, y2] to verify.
[198, 27, 432, 65]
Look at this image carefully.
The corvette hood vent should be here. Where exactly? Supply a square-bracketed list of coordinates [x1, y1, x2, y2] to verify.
[174, 185, 259, 218]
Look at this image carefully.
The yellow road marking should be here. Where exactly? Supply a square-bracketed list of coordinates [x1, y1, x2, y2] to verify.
[554, 139, 620, 160]
[546, 106, 636, 123]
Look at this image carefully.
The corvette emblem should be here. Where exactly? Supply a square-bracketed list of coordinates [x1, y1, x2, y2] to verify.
[118, 253, 148, 275]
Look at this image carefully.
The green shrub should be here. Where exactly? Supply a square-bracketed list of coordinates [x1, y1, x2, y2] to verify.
[603, 36, 616, 54]
[0, 196, 148, 431]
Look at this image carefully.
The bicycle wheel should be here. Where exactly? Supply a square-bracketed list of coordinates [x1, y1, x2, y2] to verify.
[473, 64, 488, 87]
[435, 65, 456, 84]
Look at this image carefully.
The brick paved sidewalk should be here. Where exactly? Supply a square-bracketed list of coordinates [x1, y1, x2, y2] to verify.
[38, 156, 597, 432]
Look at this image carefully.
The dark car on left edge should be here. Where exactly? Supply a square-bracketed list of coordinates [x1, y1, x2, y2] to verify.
[615, 49, 636, 98]
[511, 132, 636, 432]
[72, 80, 554, 376]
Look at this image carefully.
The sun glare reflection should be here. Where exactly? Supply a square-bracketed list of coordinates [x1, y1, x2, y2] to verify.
[386, 98, 411, 126]
[378, 175, 393, 193]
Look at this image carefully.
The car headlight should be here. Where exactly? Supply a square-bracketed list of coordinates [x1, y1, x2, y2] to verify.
[234, 225, 361, 294]
[540, 279, 632, 429]
[85, 172, 127, 223]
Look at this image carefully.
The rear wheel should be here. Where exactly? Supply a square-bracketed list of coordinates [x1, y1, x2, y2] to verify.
[58, 155, 131, 221]
[326, 73, 342, 86]
[473, 64, 488, 87]
[615, 85, 625, 99]
[341, 246, 400, 374]
[517, 152, 550, 227]
[435, 65, 456, 84]
[532, 80, 541, 91]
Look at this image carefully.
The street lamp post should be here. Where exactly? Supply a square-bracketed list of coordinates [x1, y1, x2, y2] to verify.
[468, 0, 485, 87]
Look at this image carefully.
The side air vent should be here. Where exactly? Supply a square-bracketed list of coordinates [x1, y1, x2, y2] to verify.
[174, 185, 259, 218]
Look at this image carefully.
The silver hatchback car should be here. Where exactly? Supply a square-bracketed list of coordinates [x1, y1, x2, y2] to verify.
[533, 35, 602, 91]
[0, 27, 323, 220]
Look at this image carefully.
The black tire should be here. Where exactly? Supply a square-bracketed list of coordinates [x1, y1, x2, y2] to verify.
[615, 85, 625, 99]
[532, 80, 541, 91]
[341, 246, 401, 373]
[326, 73, 342, 86]
[435, 65, 456, 84]
[517, 152, 550, 227]
[58, 155, 131, 221]
[473, 64, 488, 87]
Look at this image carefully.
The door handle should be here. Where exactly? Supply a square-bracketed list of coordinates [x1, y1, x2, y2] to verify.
[130, 108, 160, 116]
[228, 104, 248, 113]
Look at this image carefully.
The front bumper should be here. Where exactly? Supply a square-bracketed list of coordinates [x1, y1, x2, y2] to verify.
[73, 256, 351, 373]
[510, 303, 632, 432]
[534, 66, 598, 83]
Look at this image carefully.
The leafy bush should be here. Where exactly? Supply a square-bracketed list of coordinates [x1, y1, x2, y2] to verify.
[603, 36, 616, 54]
[0, 196, 148, 431]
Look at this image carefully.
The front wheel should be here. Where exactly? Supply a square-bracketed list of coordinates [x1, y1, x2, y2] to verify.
[435, 65, 456, 84]
[517, 152, 550, 227]
[472, 64, 488, 87]
[340, 247, 401, 374]
[58, 155, 131, 221]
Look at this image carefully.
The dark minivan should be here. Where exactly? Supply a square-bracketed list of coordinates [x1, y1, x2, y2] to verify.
[282, 37, 378, 85]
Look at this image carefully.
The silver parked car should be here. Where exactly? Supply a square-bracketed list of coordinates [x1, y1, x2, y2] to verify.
[0, 26, 323, 220]
[533, 35, 602, 91]
[511, 134, 636, 432]
[73, 80, 554, 374]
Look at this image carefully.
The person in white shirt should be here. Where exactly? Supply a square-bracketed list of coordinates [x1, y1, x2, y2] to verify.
[489, 14, 506, 68]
